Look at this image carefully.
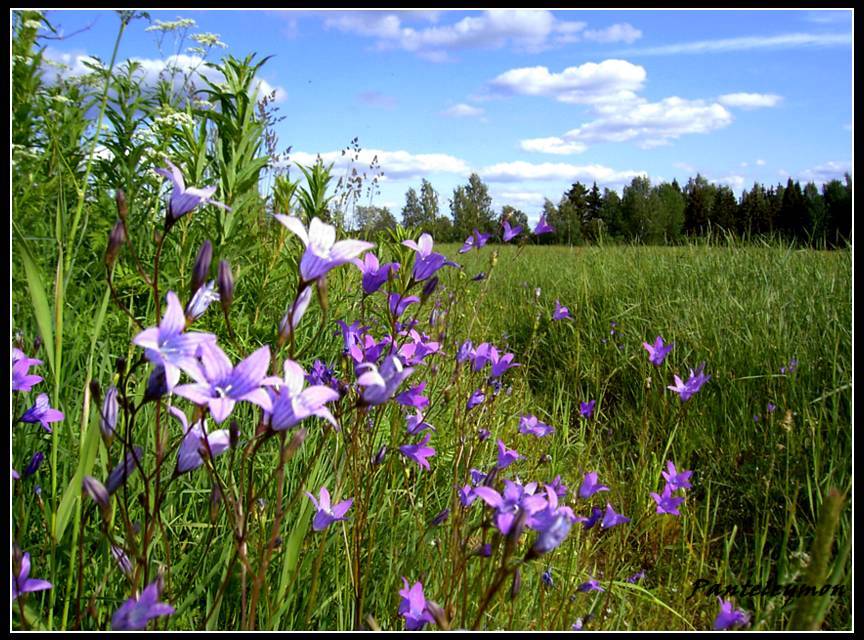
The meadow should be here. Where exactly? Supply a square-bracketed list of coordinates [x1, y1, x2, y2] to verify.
[11, 11, 851, 632]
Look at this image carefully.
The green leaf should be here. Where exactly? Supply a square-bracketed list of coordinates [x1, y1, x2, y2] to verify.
[54, 284, 111, 542]
[13, 221, 55, 373]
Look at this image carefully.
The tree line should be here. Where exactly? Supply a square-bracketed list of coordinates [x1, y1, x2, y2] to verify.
[349, 172, 852, 248]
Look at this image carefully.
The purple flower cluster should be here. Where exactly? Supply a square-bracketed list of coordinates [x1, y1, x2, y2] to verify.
[650, 461, 693, 516]
[13, 347, 64, 437]
[667, 363, 711, 402]
[643, 335, 673, 366]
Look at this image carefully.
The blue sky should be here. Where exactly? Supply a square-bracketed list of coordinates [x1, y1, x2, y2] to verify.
[37, 9, 853, 222]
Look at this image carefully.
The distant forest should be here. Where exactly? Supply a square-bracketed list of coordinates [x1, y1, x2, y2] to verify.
[348, 172, 852, 248]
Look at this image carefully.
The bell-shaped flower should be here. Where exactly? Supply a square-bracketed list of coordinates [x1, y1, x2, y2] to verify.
[306, 486, 353, 531]
[155, 159, 228, 223]
[168, 406, 230, 474]
[174, 343, 272, 424]
[133, 291, 217, 392]
[398, 577, 434, 631]
[19, 393, 64, 432]
[356, 355, 414, 406]
[12, 348, 43, 392]
[502, 220, 523, 242]
[111, 578, 175, 630]
[266, 359, 340, 431]
[275, 215, 373, 283]
[12, 551, 52, 600]
[352, 253, 399, 295]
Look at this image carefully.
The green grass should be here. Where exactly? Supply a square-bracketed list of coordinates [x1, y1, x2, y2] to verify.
[11, 241, 851, 631]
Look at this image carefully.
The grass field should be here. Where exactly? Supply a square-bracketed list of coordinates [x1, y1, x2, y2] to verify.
[11, 232, 851, 631]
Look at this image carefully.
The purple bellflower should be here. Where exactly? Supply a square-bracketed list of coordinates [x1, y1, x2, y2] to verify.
[389, 293, 420, 319]
[155, 159, 228, 223]
[650, 483, 686, 516]
[643, 336, 673, 366]
[106, 446, 143, 495]
[547, 475, 569, 498]
[627, 570, 646, 583]
[531, 512, 573, 555]
[111, 578, 175, 630]
[12, 348, 43, 392]
[661, 460, 693, 491]
[402, 233, 458, 281]
[582, 506, 603, 529]
[489, 351, 520, 378]
[497, 439, 523, 468]
[473, 479, 547, 536]
[667, 363, 711, 402]
[405, 410, 435, 435]
[174, 343, 272, 424]
[185, 281, 219, 322]
[356, 355, 414, 406]
[579, 400, 596, 420]
[12, 552, 52, 600]
[458, 484, 477, 507]
[168, 406, 230, 475]
[266, 359, 340, 432]
[398, 578, 434, 631]
[466, 388, 486, 411]
[278, 286, 314, 343]
[459, 228, 491, 254]
[578, 471, 610, 499]
[553, 300, 571, 321]
[502, 220, 523, 242]
[306, 486, 353, 531]
[352, 252, 399, 295]
[519, 414, 555, 438]
[456, 339, 474, 363]
[132, 291, 217, 392]
[533, 215, 555, 235]
[19, 393, 64, 432]
[714, 598, 750, 630]
[577, 578, 605, 593]
[600, 503, 630, 529]
[275, 214, 374, 283]
[395, 381, 430, 409]
[399, 433, 436, 471]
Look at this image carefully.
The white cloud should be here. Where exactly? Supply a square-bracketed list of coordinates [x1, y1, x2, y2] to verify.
[288, 148, 470, 180]
[561, 97, 733, 149]
[613, 32, 850, 56]
[479, 161, 645, 186]
[489, 59, 646, 105]
[583, 23, 642, 44]
[755, 159, 766, 166]
[718, 93, 783, 109]
[519, 137, 587, 155]
[710, 175, 746, 192]
[797, 161, 850, 184]
[323, 10, 632, 59]
[493, 191, 547, 206]
[673, 162, 696, 174]
[441, 103, 484, 118]
[41, 49, 288, 102]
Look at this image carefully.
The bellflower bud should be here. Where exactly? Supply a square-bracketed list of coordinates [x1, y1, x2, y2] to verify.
[190, 240, 213, 298]
[105, 220, 126, 268]
[83, 475, 110, 509]
[115, 188, 128, 222]
[100, 385, 119, 445]
[510, 568, 522, 600]
[218, 260, 234, 313]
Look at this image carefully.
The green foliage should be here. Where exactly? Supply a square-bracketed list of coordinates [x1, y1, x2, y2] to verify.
[450, 173, 496, 238]
[296, 160, 336, 223]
